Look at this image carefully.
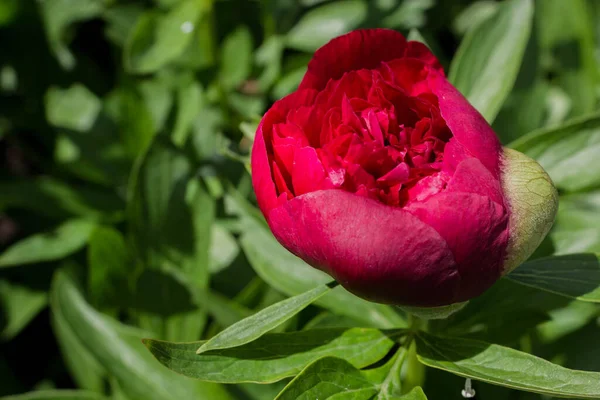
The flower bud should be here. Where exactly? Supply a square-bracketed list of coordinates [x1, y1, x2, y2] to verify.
[251, 29, 557, 307]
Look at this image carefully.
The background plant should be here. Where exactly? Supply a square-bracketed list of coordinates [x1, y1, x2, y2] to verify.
[1, 0, 600, 399]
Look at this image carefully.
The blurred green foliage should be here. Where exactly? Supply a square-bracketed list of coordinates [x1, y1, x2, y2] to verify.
[1, 0, 600, 399]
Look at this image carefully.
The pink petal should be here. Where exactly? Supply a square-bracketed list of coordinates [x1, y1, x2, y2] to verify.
[252, 122, 279, 215]
[407, 192, 509, 302]
[429, 71, 502, 178]
[267, 190, 459, 306]
[272, 161, 293, 199]
[447, 158, 505, 205]
[299, 29, 409, 91]
[292, 147, 328, 196]
[404, 41, 444, 74]
[378, 162, 410, 184]
[251, 89, 319, 215]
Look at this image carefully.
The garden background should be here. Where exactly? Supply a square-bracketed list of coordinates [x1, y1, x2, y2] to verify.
[1, 0, 600, 399]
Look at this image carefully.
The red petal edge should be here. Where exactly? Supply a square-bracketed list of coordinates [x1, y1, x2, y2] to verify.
[267, 189, 460, 306]
[299, 29, 444, 92]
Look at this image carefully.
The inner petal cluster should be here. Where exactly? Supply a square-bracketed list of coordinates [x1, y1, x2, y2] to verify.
[265, 61, 453, 207]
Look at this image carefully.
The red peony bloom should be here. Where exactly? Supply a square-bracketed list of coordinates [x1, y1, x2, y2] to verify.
[251, 29, 557, 307]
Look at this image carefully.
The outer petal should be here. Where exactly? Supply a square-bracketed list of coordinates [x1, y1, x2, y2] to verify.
[299, 29, 407, 92]
[252, 122, 279, 215]
[446, 157, 504, 205]
[299, 29, 443, 92]
[267, 190, 460, 306]
[404, 41, 444, 74]
[429, 72, 502, 178]
[251, 89, 318, 215]
[407, 192, 509, 302]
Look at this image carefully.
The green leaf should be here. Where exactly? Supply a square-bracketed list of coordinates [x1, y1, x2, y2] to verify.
[138, 76, 174, 134]
[52, 271, 107, 393]
[129, 139, 214, 285]
[509, 113, 600, 192]
[536, 0, 598, 119]
[104, 4, 145, 47]
[449, 0, 534, 123]
[415, 332, 600, 398]
[38, 0, 104, 69]
[45, 84, 102, 132]
[452, 1, 499, 36]
[48, 86, 131, 186]
[144, 328, 398, 383]
[0, 219, 96, 268]
[0, 280, 47, 340]
[0, 0, 19, 26]
[191, 107, 223, 160]
[506, 254, 600, 303]
[220, 26, 254, 90]
[108, 88, 156, 159]
[286, 0, 367, 52]
[275, 357, 378, 400]
[491, 24, 547, 144]
[0, 177, 124, 222]
[128, 140, 214, 341]
[172, 80, 203, 147]
[380, 0, 434, 30]
[255, 35, 285, 90]
[432, 278, 569, 345]
[124, 0, 207, 74]
[550, 190, 600, 254]
[0, 390, 108, 400]
[131, 268, 208, 342]
[369, 348, 406, 399]
[536, 301, 599, 343]
[51, 269, 232, 400]
[275, 346, 425, 399]
[394, 387, 428, 399]
[209, 224, 239, 274]
[406, 29, 428, 47]
[196, 283, 334, 354]
[237, 210, 405, 329]
[273, 67, 306, 99]
[87, 226, 132, 308]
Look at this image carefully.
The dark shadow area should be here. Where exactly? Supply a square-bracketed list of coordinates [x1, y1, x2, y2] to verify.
[507, 253, 600, 301]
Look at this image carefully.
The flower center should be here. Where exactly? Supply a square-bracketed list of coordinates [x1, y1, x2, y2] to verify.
[267, 67, 453, 207]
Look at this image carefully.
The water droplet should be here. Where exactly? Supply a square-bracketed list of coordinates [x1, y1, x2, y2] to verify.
[181, 21, 194, 34]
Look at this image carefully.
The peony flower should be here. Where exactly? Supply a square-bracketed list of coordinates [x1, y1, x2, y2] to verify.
[251, 29, 557, 307]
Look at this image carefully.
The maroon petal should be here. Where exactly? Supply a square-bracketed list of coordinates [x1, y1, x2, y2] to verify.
[251, 89, 318, 214]
[299, 29, 409, 92]
[447, 158, 505, 205]
[252, 122, 280, 215]
[404, 41, 444, 74]
[429, 72, 502, 178]
[267, 190, 460, 306]
[407, 192, 509, 302]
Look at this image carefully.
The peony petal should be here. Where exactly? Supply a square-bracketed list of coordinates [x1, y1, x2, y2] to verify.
[380, 58, 432, 96]
[404, 41, 444, 74]
[267, 190, 459, 306]
[429, 72, 502, 177]
[272, 161, 293, 199]
[406, 172, 448, 203]
[447, 157, 504, 205]
[407, 192, 509, 302]
[442, 138, 471, 174]
[299, 29, 409, 91]
[252, 122, 280, 215]
[252, 89, 318, 214]
[378, 162, 410, 184]
[292, 147, 329, 196]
